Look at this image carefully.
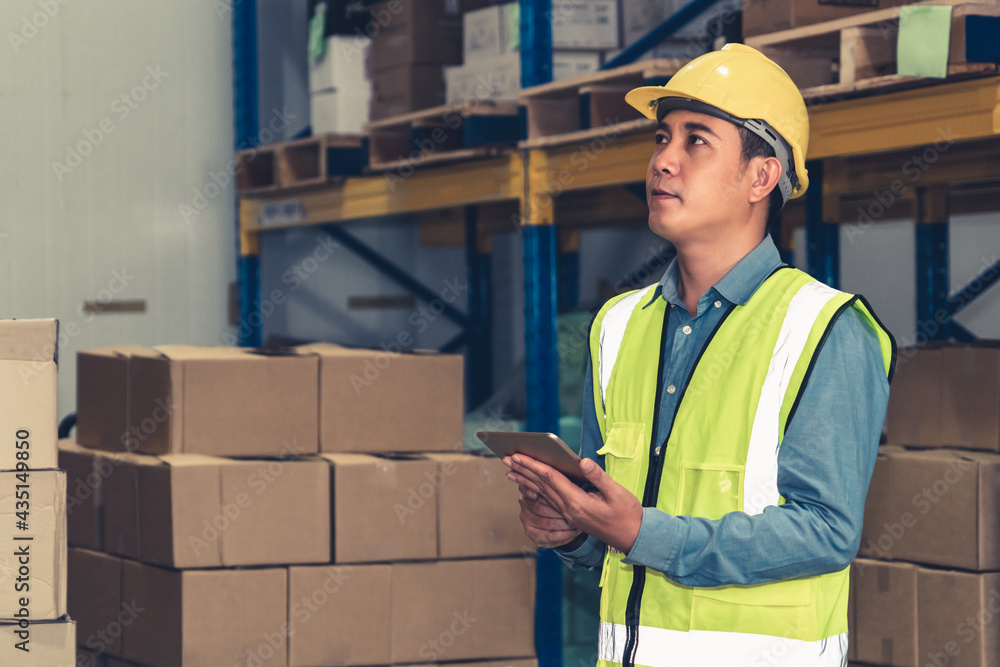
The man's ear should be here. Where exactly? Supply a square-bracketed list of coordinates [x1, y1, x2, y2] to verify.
[748, 156, 783, 205]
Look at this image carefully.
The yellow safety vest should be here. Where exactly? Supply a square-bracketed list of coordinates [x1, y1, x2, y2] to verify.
[588, 266, 895, 667]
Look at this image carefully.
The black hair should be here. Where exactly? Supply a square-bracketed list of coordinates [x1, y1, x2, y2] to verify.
[738, 126, 785, 233]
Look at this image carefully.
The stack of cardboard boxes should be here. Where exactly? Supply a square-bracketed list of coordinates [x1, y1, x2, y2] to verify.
[0, 319, 74, 666]
[850, 343, 1000, 667]
[64, 343, 537, 667]
[445, 1, 618, 104]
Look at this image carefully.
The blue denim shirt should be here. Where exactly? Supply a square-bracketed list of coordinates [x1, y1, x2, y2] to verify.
[558, 235, 890, 586]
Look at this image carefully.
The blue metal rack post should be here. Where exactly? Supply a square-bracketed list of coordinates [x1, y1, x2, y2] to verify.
[466, 206, 494, 409]
[915, 219, 950, 343]
[805, 160, 840, 288]
[234, 0, 262, 347]
[519, 1, 561, 664]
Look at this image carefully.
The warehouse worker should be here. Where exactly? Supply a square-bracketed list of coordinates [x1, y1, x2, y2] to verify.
[504, 43, 895, 667]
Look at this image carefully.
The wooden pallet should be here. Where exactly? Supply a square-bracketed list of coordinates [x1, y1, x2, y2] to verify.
[746, 0, 1000, 102]
[236, 134, 366, 194]
[364, 100, 520, 173]
[519, 59, 686, 148]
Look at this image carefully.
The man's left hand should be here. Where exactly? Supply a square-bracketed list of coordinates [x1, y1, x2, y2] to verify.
[504, 455, 643, 555]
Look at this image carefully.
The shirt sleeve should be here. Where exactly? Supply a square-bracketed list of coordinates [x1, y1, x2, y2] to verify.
[622, 305, 890, 586]
[554, 355, 608, 571]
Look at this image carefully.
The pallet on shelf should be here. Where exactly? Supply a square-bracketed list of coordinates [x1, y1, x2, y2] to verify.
[236, 134, 366, 194]
[746, 0, 1000, 101]
[364, 99, 520, 173]
[518, 59, 685, 149]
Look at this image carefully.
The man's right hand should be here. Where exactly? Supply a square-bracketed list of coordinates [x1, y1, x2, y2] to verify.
[517, 486, 582, 549]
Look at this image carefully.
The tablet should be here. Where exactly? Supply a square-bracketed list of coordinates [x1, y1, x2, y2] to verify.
[476, 431, 586, 483]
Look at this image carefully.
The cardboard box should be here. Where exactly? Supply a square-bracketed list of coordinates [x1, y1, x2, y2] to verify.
[0, 469, 66, 620]
[622, 0, 665, 48]
[942, 344, 1000, 452]
[864, 447, 1000, 571]
[68, 548, 123, 657]
[391, 558, 535, 663]
[918, 568, 1000, 667]
[858, 445, 904, 560]
[463, 4, 519, 62]
[103, 452, 330, 567]
[76, 346, 147, 452]
[0, 319, 58, 470]
[551, 0, 619, 49]
[743, 0, 911, 37]
[311, 88, 371, 135]
[370, 0, 492, 72]
[445, 53, 521, 104]
[445, 50, 600, 104]
[425, 452, 533, 558]
[128, 345, 319, 457]
[852, 558, 918, 667]
[309, 35, 371, 93]
[0, 616, 75, 666]
[59, 438, 119, 550]
[303, 344, 463, 453]
[885, 345, 945, 448]
[122, 561, 288, 667]
[370, 63, 448, 119]
[324, 453, 437, 563]
[287, 564, 392, 666]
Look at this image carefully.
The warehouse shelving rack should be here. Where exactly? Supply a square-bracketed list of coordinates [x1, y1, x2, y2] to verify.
[232, 1, 1000, 664]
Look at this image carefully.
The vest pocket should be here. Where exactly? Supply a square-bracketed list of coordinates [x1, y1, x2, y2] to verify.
[690, 577, 815, 639]
[676, 462, 744, 519]
[596, 422, 646, 494]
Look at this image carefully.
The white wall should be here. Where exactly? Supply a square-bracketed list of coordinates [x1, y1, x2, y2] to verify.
[0, 0, 237, 422]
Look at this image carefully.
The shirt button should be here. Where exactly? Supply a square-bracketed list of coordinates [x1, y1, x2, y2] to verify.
[682, 325, 692, 335]
[666, 384, 676, 394]
[654, 446, 661, 456]
[714, 301, 722, 308]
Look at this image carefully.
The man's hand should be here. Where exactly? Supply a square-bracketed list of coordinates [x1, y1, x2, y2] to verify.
[503, 454, 644, 555]
[516, 489, 581, 549]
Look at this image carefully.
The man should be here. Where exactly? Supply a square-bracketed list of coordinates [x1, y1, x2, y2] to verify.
[504, 43, 895, 666]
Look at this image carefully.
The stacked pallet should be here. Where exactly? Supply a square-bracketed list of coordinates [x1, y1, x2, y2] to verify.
[0, 320, 75, 666]
[848, 343, 1000, 667]
[64, 343, 536, 667]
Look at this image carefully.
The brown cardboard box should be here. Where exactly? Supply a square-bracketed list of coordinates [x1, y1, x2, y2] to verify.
[885, 345, 945, 448]
[128, 345, 319, 456]
[0, 469, 66, 620]
[304, 344, 463, 453]
[287, 564, 392, 666]
[324, 453, 437, 563]
[425, 452, 534, 558]
[942, 344, 1000, 452]
[0, 318, 58, 470]
[60, 438, 122, 550]
[886, 448, 1000, 571]
[918, 568, 1000, 667]
[76, 345, 148, 451]
[122, 561, 288, 667]
[68, 548, 123, 657]
[370, 63, 448, 119]
[103, 453, 330, 567]
[391, 558, 535, 663]
[369, 0, 491, 72]
[859, 445, 905, 560]
[0, 616, 75, 666]
[743, 0, 912, 37]
[852, 558, 918, 666]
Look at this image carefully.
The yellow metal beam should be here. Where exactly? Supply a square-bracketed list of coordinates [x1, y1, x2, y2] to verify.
[241, 152, 523, 232]
[809, 76, 1000, 159]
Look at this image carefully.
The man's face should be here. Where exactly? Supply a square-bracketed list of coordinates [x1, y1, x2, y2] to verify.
[646, 108, 753, 244]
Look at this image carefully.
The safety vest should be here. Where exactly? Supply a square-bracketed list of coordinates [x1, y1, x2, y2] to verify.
[588, 266, 895, 667]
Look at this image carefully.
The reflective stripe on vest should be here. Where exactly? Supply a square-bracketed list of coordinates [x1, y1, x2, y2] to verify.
[598, 623, 849, 667]
[588, 266, 896, 667]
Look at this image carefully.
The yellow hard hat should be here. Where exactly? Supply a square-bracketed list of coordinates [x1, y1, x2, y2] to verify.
[625, 43, 809, 203]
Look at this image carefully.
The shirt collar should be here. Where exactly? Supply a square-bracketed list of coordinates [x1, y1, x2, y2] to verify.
[642, 234, 785, 310]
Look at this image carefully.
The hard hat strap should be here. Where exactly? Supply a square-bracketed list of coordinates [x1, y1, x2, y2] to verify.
[653, 97, 796, 206]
